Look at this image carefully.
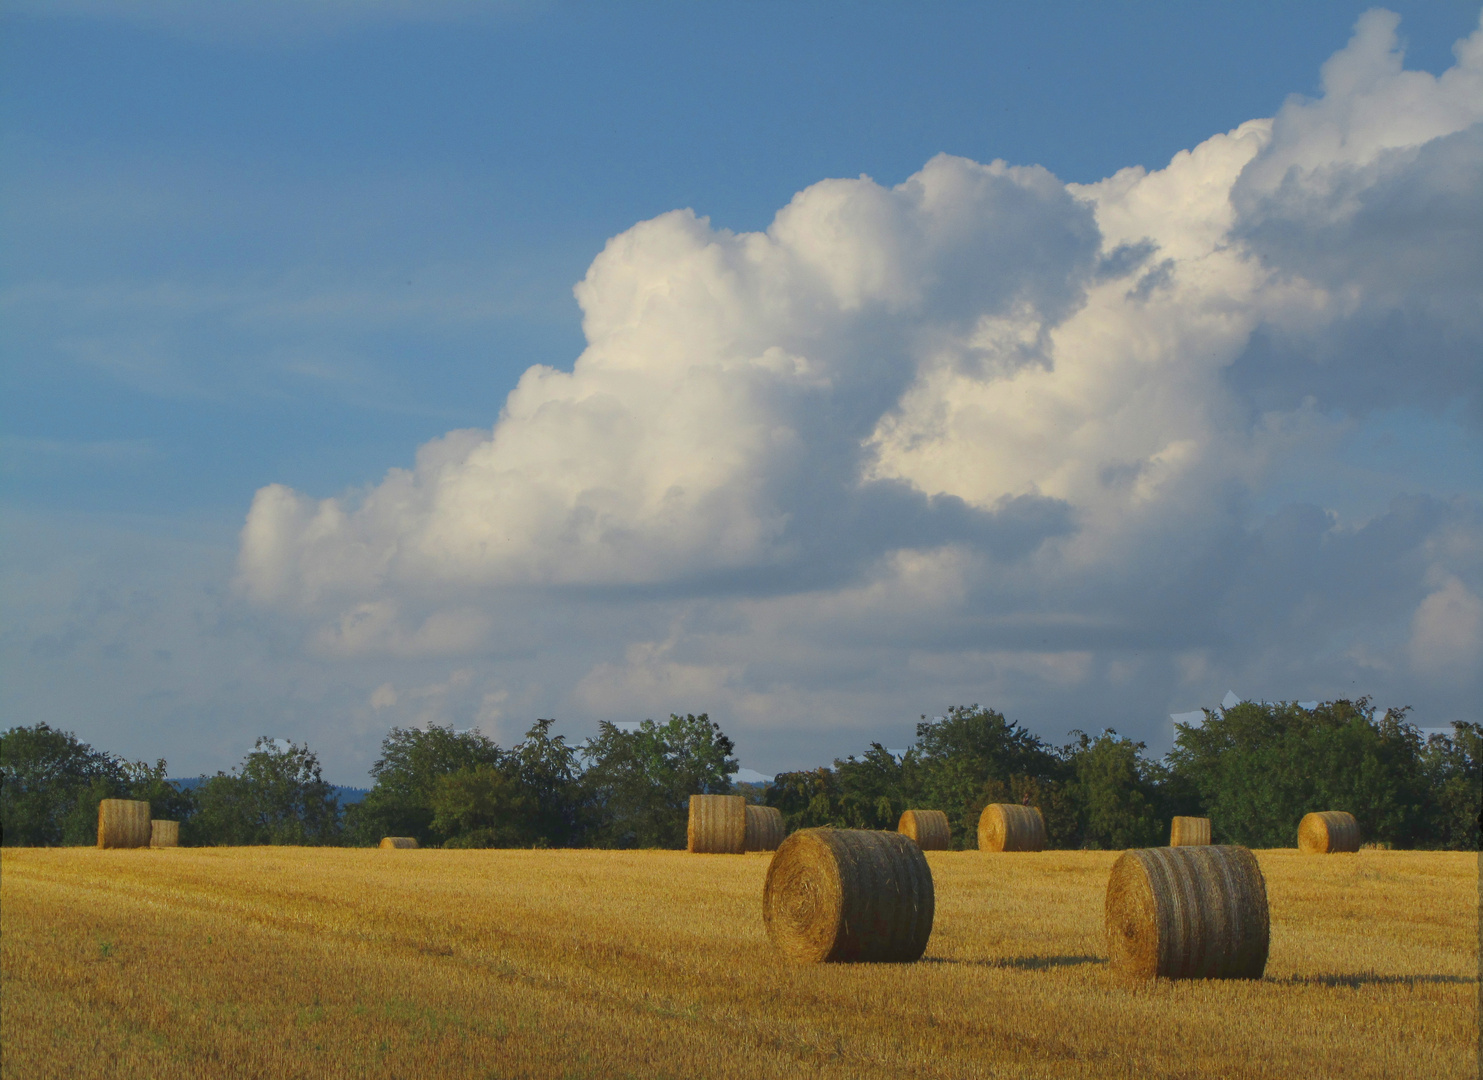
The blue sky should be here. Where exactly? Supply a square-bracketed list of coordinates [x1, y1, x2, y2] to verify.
[3, 2, 1481, 783]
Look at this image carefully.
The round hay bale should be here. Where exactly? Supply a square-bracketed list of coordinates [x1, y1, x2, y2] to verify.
[687, 794, 746, 853]
[744, 805, 786, 852]
[1298, 811, 1360, 854]
[1105, 845, 1269, 980]
[897, 809, 951, 851]
[379, 837, 419, 849]
[764, 828, 934, 963]
[977, 803, 1046, 852]
[1169, 816, 1212, 847]
[149, 820, 179, 848]
[97, 799, 151, 849]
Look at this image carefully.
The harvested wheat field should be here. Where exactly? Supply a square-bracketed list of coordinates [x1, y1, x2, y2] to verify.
[1, 848, 1475, 1080]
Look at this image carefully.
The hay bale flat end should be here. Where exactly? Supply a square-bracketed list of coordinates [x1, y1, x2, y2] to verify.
[764, 828, 934, 963]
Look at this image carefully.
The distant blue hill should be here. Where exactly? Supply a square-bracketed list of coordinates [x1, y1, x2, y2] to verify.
[169, 778, 369, 805]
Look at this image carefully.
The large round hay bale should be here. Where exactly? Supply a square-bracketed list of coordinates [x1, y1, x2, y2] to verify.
[1169, 816, 1212, 847]
[687, 794, 746, 853]
[149, 820, 179, 848]
[1298, 811, 1360, 854]
[379, 837, 419, 849]
[977, 803, 1045, 852]
[97, 799, 151, 849]
[1105, 845, 1269, 980]
[744, 805, 785, 852]
[897, 809, 951, 851]
[764, 828, 934, 963]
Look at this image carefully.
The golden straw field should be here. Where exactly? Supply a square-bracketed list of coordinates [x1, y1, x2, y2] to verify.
[1, 847, 1475, 1079]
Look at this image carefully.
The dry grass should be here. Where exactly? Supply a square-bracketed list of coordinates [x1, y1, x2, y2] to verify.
[1, 847, 1474, 1079]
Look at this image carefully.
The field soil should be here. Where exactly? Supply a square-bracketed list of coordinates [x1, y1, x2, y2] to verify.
[1, 847, 1475, 1079]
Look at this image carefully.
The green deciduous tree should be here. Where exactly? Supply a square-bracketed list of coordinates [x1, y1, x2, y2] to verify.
[1166, 699, 1430, 848]
[192, 738, 342, 846]
[1420, 722, 1481, 850]
[581, 714, 737, 848]
[1, 724, 196, 845]
[346, 724, 505, 847]
[1061, 730, 1164, 849]
[913, 706, 1066, 848]
[2, 723, 127, 846]
[765, 767, 843, 832]
[430, 763, 535, 848]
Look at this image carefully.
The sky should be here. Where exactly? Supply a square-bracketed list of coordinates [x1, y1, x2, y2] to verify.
[3, 1, 1481, 784]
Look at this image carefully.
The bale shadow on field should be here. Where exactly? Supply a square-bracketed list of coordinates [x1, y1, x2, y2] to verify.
[1272, 972, 1476, 988]
[923, 954, 1104, 971]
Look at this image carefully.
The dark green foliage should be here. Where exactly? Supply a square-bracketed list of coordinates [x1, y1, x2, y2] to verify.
[768, 746, 916, 832]
[1, 724, 195, 846]
[2, 723, 127, 846]
[431, 763, 535, 848]
[7, 700, 1473, 851]
[765, 767, 844, 832]
[580, 713, 737, 848]
[912, 706, 1065, 849]
[1419, 722, 1481, 850]
[832, 744, 919, 830]
[345, 724, 504, 847]
[192, 738, 342, 846]
[1167, 699, 1431, 848]
[767, 709, 1069, 849]
[1061, 731, 1165, 849]
[508, 719, 585, 846]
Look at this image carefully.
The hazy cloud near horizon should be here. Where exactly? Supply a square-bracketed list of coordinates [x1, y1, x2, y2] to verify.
[5, 10, 1481, 780]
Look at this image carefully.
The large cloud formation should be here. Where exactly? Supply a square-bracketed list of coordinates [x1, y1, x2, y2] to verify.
[238, 11, 1483, 756]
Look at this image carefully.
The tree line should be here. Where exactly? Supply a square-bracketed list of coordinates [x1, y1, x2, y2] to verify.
[2, 699, 1477, 850]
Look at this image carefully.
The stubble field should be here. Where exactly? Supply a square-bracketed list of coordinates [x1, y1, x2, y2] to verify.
[0, 846, 1476, 1079]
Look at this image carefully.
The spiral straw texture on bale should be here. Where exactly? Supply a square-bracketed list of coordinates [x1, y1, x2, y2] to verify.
[977, 804, 1046, 851]
[1105, 845, 1270, 980]
[1298, 811, 1361, 854]
[897, 809, 951, 850]
[1169, 816, 1212, 847]
[764, 829, 934, 963]
[687, 794, 747, 854]
[150, 820, 179, 848]
[97, 799, 152, 849]
[379, 837, 419, 849]
[744, 805, 786, 852]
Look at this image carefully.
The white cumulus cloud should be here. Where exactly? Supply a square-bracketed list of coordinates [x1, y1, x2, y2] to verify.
[231, 10, 1483, 753]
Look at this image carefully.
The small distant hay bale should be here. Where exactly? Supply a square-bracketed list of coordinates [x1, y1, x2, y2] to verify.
[687, 794, 746, 853]
[379, 837, 419, 849]
[1298, 811, 1360, 854]
[744, 805, 786, 852]
[897, 809, 951, 851]
[1105, 845, 1269, 980]
[97, 799, 151, 849]
[1169, 816, 1212, 847]
[977, 804, 1045, 852]
[763, 828, 934, 963]
[150, 820, 179, 848]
